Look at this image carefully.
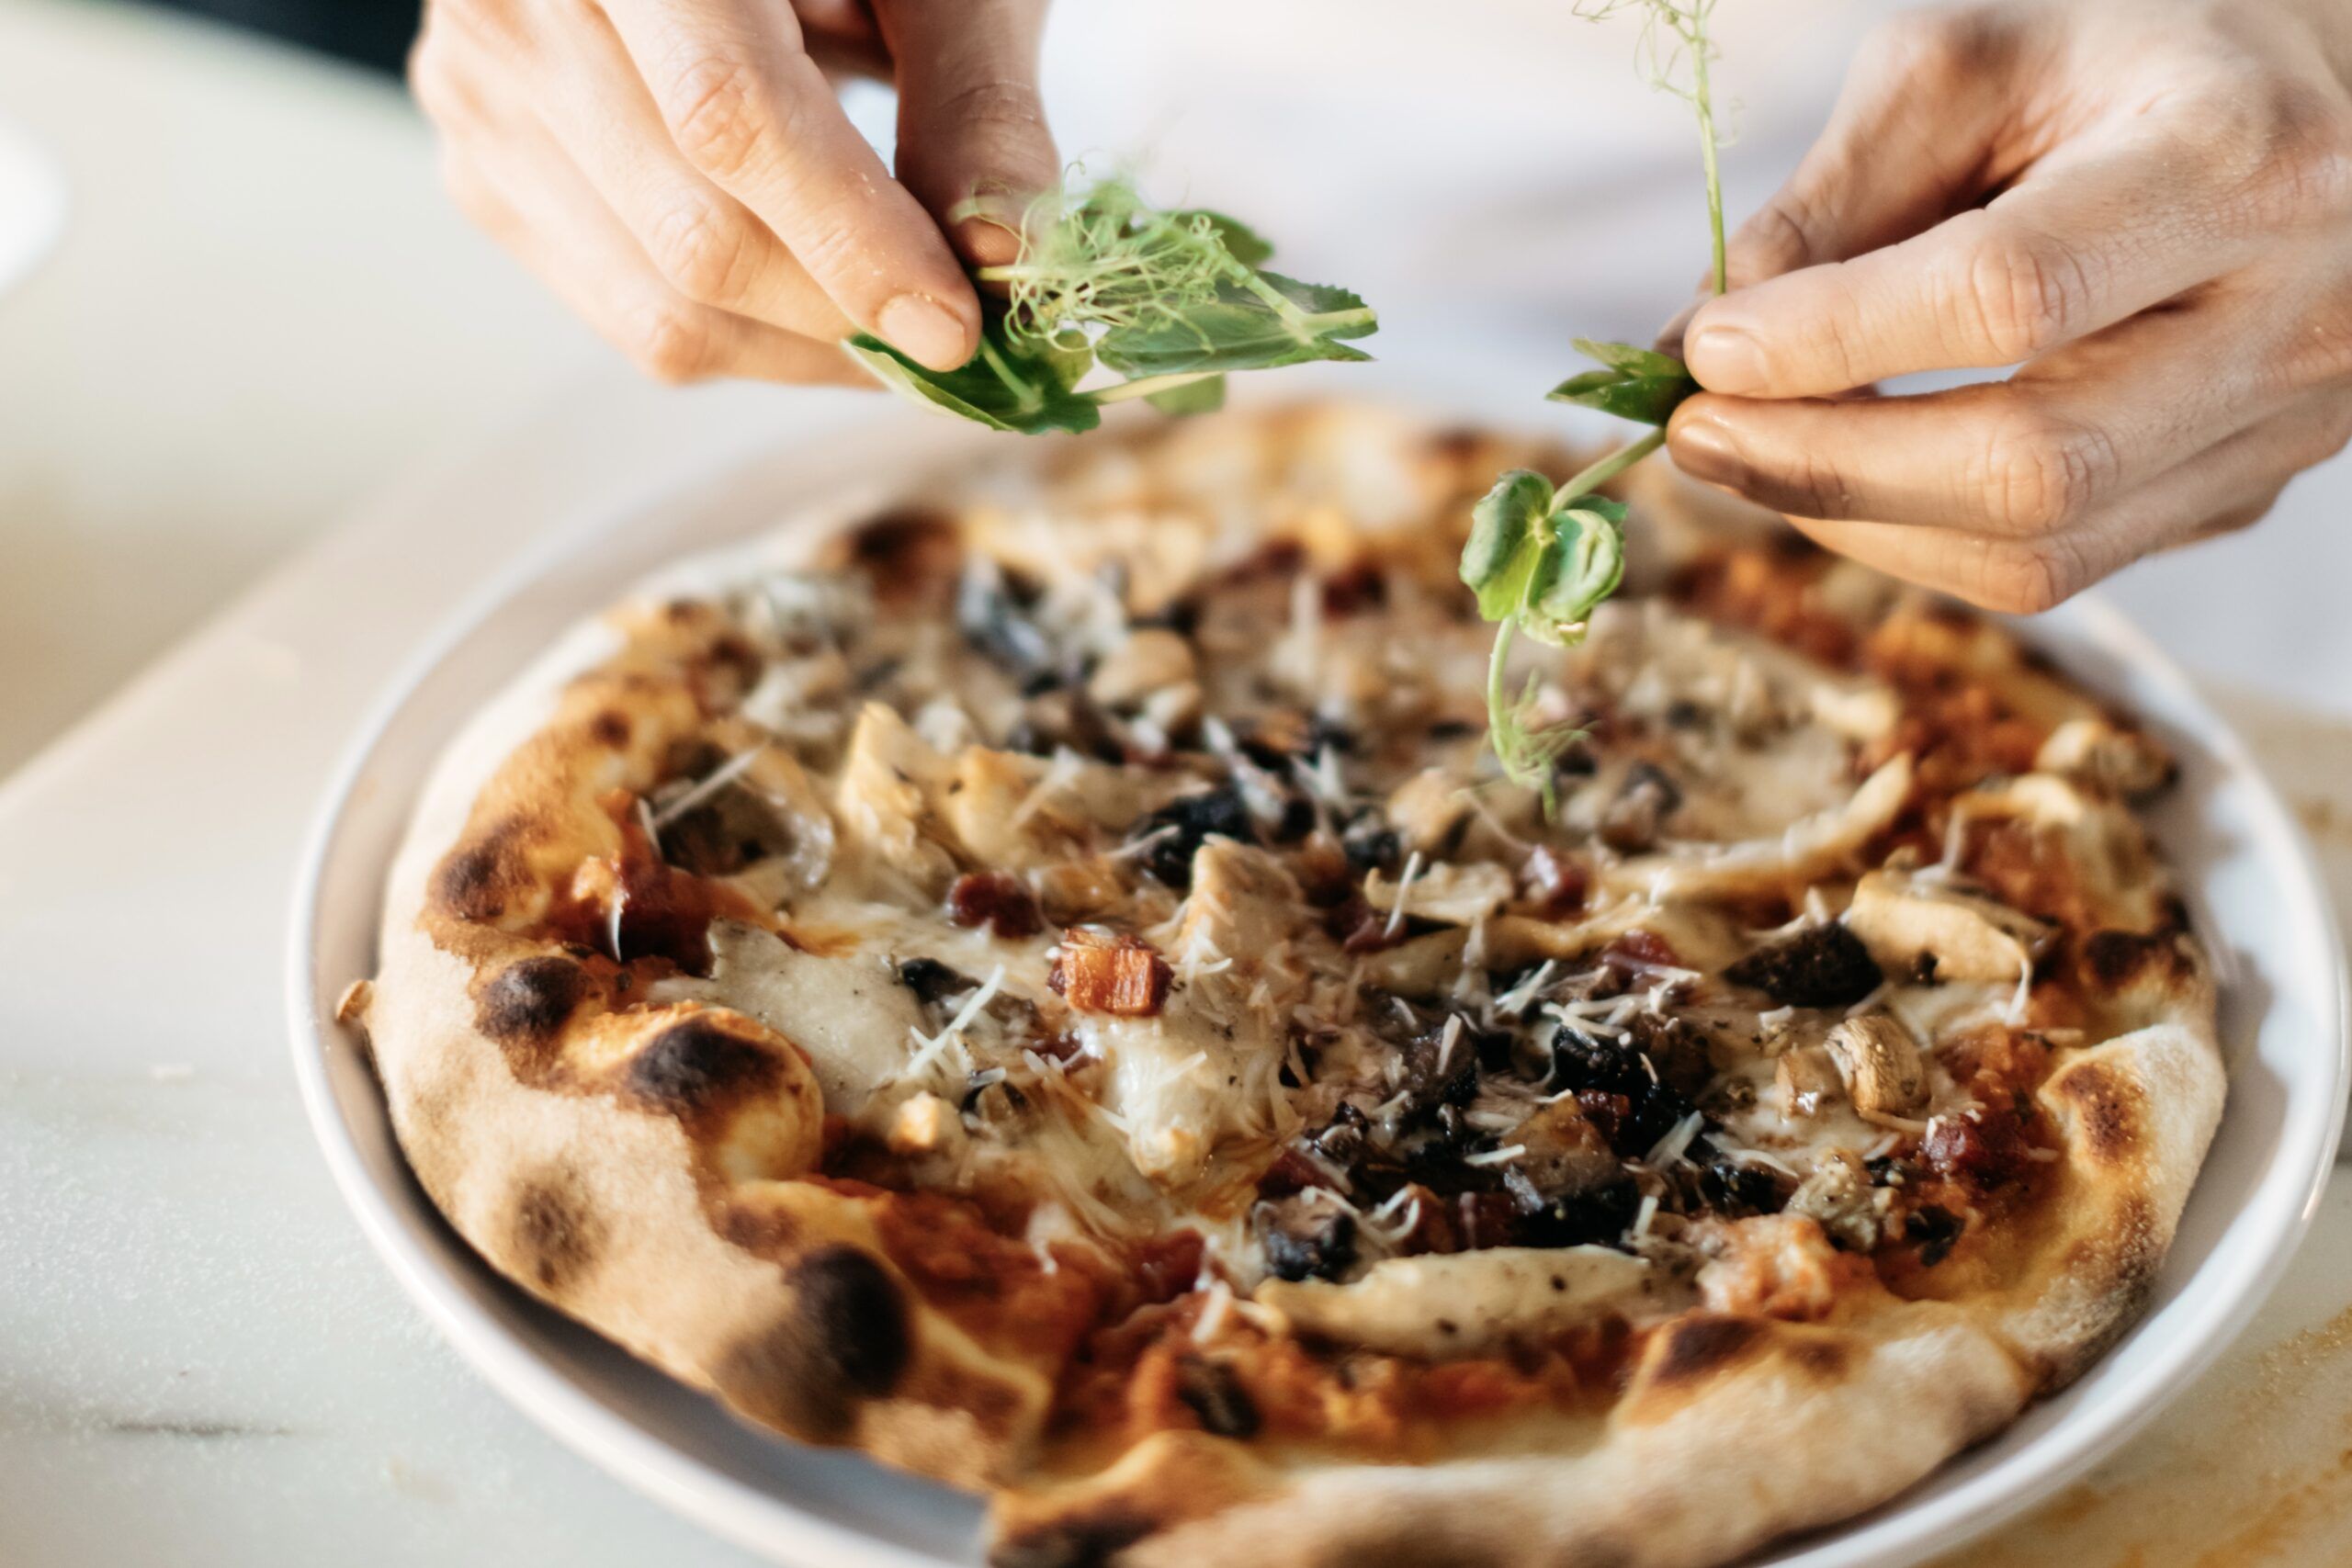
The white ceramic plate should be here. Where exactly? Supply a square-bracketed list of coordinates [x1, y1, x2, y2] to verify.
[288, 398, 2347, 1568]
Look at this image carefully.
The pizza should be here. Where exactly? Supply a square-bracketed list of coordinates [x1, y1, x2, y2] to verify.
[345, 403, 2223, 1568]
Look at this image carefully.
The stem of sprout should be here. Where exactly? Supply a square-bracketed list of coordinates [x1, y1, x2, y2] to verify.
[975, 335, 1041, 412]
[1691, 20, 1727, 297]
[1550, 429, 1667, 512]
[1087, 369, 1225, 405]
[1487, 618, 1520, 750]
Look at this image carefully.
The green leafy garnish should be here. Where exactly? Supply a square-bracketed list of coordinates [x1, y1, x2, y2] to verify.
[847, 175, 1377, 434]
[1461, 0, 1729, 807]
[845, 304, 1102, 435]
[1549, 336, 1701, 425]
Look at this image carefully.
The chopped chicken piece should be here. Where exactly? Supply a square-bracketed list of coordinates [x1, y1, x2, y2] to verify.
[1177, 840, 1304, 965]
[1385, 769, 1472, 855]
[832, 704, 960, 894]
[1363, 859, 1514, 927]
[1088, 627, 1197, 708]
[2036, 717, 2172, 798]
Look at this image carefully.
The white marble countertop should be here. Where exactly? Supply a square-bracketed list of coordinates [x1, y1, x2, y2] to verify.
[6, 3, 2352, 1565]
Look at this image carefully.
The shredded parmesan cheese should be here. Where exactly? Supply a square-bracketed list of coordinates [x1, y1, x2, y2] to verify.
[903, 965, 1007, 1080]
[1381, 851, 1425, 939]
[1645, 1110, 1706, 1167]
[1844, 981, 1892, 1019]
[650, 746, 765, 831]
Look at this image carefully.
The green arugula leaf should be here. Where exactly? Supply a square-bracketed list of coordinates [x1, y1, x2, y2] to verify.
[1095, 273, 1377, 378]
[844, 307, 1101, 436]
[876, 175, 1376, 431]
[1143, 375, 1227, 415]
[1548, 339, 1700, 426]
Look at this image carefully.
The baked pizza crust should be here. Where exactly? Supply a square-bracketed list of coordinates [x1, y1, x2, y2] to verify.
[352, 404, 2227, 1568]
[988, 1002, 2222, 1568]
[368, 576, 1080, 1486]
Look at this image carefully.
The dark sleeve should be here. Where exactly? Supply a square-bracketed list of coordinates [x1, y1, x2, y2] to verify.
[152, 0, 421, 74]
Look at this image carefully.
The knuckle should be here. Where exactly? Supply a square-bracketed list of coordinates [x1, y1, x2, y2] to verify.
[1950, 222, 2088, 364]
[407, 39, 470, 130]
[1776, 442, 1861, 521]
[933, 77, 1048, 138]
[1865, 6, 2015, 93]
[645, 194, 756, 306]
[2257, 86, 2352, 225]
[783, 211, 867, 283]
[2295, 401, 2352, 470]
[1978, 405, 2115, 534]
[627, 299, 718, 384]
[1736, 186, 1832, 283]
[662, 52, 774, 180]
[2273, 289, 2352, 392]
[1974, 539, 2084, 616]
[438, 151, 503, 229]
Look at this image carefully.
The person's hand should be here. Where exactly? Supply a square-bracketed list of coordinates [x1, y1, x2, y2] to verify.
[411, 0, 1056, 385]
[1666, 0, 2352, 612]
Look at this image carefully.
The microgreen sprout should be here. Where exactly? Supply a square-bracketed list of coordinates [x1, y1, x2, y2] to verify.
[1462, 0, 1729, 805]
[844, 174, 1377, 434]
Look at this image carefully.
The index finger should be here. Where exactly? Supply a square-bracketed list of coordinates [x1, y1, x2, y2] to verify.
[1683, 96, 2335, 398]
[600, 0, 982, 370]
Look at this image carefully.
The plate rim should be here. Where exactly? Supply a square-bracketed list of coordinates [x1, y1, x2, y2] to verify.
[286, 412, 2350, 1568]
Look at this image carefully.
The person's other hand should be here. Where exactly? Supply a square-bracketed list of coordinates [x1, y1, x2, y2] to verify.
[1667, 0, 2352, 612]
[412, 0, 1056, 385]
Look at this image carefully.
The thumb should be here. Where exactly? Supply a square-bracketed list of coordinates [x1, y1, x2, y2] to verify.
[1679, 11, 2017, 373]
[1729, 14, 2018, 284]
[876, 0, 1059, 270]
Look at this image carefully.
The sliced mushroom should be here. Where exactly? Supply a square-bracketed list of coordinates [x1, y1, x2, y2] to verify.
[1723, 920, 1883, 1008]
[659, 721, 837, 894]
[1604, 753, 1914, 903]
[2035, 717, 2173, 799]
[1255, 1246, 1655, 1358]
[1354, 929, 1468, 996]
[1785, 1148, 1883, 1251]
[1822, 1015, 1928, 1118]
[1509, 1099, 1626, 1198]
[1774, 1045, 1843, 1118]
[1598, 761, 1683, 852]
[1844, 869, 2049, 986]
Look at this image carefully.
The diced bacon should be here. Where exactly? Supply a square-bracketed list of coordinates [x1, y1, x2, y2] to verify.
[1048, 929, 1173, 1016]
[947, 871, 1043, 939]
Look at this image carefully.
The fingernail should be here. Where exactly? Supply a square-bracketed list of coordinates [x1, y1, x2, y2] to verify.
[1670, 415, 1749, 488]
[878, 294, 973, 371]
[1687, 323, 1768, 394]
